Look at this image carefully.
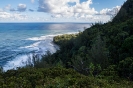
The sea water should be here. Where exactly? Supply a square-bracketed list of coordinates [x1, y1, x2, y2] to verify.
[0, 23, 90, 71]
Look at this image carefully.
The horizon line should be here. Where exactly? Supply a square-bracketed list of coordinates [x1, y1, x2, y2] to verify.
[0, 22, 93, 24]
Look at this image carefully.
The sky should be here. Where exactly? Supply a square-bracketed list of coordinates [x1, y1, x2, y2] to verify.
[0, 0, 126, 23]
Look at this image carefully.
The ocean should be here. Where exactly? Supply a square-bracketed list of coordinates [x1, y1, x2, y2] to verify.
[0, 23, 90, 71]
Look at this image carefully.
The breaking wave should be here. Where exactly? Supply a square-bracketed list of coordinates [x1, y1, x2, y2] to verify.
[3, 32, 78, 71]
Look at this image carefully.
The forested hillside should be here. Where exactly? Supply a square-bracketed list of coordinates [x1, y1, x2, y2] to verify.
[39, 0, 133, 78]
[0, 0, 133, 87]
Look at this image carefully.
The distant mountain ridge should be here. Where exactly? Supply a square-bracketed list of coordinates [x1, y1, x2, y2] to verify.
[113, 0, 133, 22]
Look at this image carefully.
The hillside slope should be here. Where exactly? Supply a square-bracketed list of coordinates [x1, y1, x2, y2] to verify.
[113, 0, 133, 22]
[38, 0, 133, 78]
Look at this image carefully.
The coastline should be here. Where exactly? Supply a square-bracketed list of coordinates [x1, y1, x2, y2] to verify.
[2, 31, 80, 71]
[0, 23, 90, 71]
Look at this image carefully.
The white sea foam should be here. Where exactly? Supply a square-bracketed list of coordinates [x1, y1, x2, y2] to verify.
[26, 35, 54, 41]
[3, 32, 78, 71]
[3, 54, 33, 71]
[26, 32, 78, 41]
[0, 25, 89, 71]
[3, 34, 60, 71]
[19, 41, 41, 51]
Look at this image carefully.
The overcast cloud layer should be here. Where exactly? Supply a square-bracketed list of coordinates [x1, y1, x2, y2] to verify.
[0, 0, 123, 22]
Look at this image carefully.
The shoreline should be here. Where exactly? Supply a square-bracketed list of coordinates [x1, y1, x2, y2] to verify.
[2, 31, 80, 71]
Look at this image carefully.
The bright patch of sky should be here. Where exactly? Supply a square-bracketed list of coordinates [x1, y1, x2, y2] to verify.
[0, 0, 127, 23]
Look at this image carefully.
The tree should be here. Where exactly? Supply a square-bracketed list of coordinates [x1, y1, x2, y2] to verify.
[90, 34, 108, 68]
[122, 35, 133, 56]
[118, 57, 133, 78]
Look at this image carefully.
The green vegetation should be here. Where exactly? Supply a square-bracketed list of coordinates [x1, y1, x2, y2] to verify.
[0, 67, 133, 88]
[1, 0, 133, 87]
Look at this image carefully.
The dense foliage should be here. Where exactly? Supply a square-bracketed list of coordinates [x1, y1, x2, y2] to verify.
[0, 67, 133, 87]
[38, 0, 133, 79]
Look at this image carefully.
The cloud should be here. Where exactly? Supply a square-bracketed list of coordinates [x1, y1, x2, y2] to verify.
[0, 0, 122, 22]
[0, 8, 3, 12]
[38, 0, 98, 18]
[0, 10, 28, 21]
[31, 0, 35, 3]
[29, 9, 34, 12]
[76, 5, 121, 22]
[17, 4, 27, 12]
[10, 8, 16, 11]
[51, 14, 62, 18]
[100, 6, 121, 16]
[36, 0, 122, 22]
[4, 4, 11, 10]
[0, 12, 11, 18]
